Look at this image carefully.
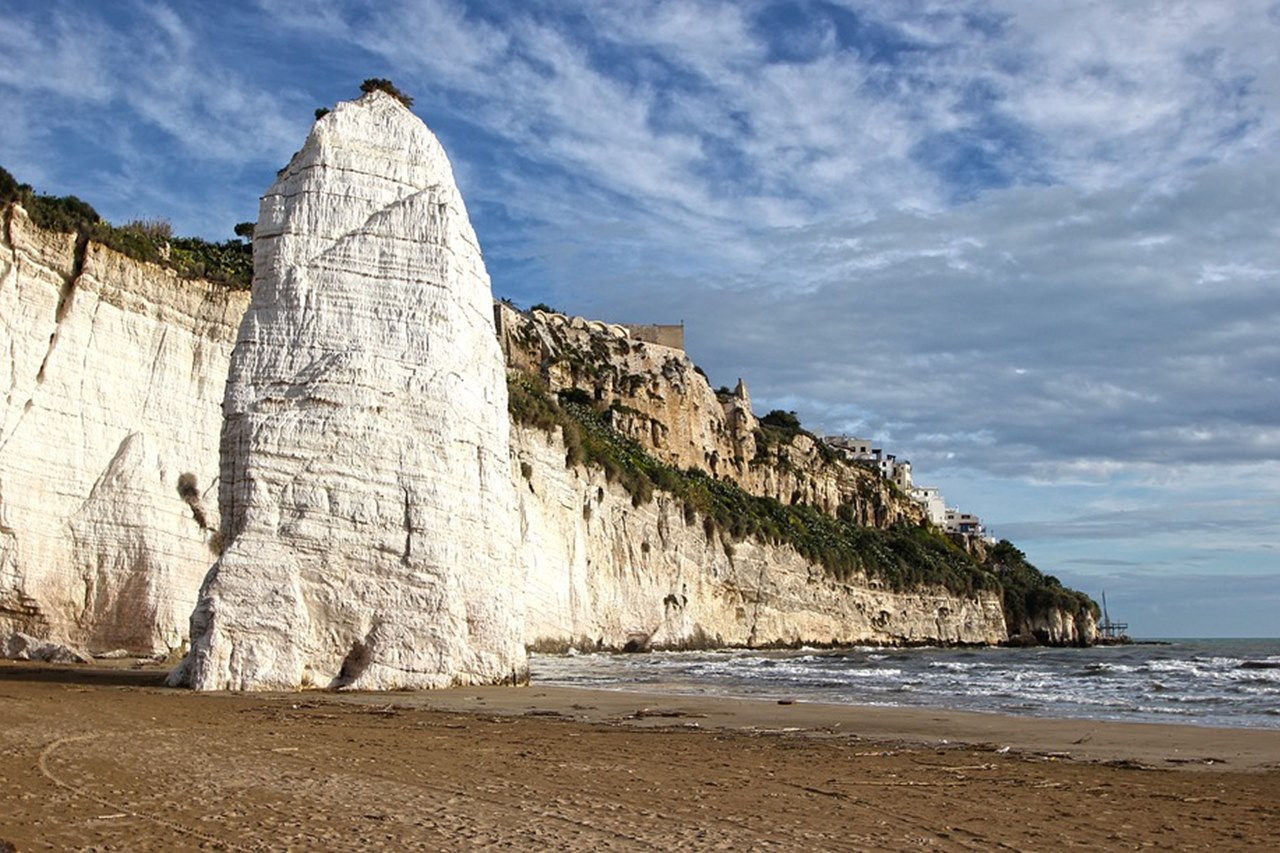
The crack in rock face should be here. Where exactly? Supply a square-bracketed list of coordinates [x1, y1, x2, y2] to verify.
[170, 91, 526, 691]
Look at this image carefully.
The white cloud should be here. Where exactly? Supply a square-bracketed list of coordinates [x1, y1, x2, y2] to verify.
[983, 0, 1280, 187]
[0, 12, 113, 102]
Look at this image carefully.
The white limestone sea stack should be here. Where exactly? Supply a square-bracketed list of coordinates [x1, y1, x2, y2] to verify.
[169, 90, 525, 690]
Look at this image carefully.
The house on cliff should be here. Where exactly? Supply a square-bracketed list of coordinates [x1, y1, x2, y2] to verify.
[910, 485, 948, 527]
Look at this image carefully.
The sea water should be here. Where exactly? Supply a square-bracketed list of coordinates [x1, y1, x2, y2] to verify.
[529, 638, 1280, 729]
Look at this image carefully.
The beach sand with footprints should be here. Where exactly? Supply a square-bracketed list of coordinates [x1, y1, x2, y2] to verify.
[2, 660, 1278, 850]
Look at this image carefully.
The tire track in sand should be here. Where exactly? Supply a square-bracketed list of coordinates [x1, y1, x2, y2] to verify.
[38, 732, 258, 851]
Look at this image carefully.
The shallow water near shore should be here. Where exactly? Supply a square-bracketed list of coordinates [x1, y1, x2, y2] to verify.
[531, 637, 1280, 729]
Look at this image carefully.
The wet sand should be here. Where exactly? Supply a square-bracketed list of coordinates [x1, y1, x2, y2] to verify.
[2, 660, 1278, 850]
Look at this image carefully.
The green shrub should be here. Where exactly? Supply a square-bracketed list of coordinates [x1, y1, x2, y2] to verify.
[0, 165, 18, 201]
[360, 78, 414, 108]
[2, 164, 253, 289]
[167, 237, 253, 288]
[507, 368, 996, 597]
[984, 540, 1097, 635]
[761, 409, 802, 434]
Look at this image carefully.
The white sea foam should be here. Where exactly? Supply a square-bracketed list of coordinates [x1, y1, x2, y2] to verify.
[529, 639, 1280, 729]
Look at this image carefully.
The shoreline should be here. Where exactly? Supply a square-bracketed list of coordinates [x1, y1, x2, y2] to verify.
[371, 682, 1280, 773]
[5, 659, 1280, 770]
[2, 660, 1278, 849]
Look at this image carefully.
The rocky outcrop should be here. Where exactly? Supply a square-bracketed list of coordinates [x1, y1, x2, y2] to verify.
[0, 203, 247, 654]
[498, 304, 922, 528]
[514, 428, 1007, 649]
[1012, 607, 1098, 647]
[3, 631, 92, 664]
[170, 91, 525, 691]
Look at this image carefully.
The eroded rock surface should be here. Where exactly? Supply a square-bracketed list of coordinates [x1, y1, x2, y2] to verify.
[0, 205, 245, 654]
[3, 631, 92, 664]
[514, 429, 1008, 650]
[171, 91, 525, 691]
[498, 304, 923, 528]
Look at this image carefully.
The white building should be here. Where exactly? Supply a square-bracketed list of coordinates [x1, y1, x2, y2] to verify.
[910, 486, 947, 527]
[825, 436, 913, 490]
[874, 453, 914, 491]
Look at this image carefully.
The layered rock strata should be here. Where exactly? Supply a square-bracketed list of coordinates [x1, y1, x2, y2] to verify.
[1014, 607, 1096, 647]
[513, 429, 1008, 649]
[170, 91, 525, 690]
[0, 204, 247, 654]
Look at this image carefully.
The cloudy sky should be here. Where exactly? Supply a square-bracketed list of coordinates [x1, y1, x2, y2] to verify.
[3, 1, 1277, 636]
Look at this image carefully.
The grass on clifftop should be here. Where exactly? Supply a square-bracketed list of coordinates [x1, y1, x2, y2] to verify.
[509, 370, 996, 597]
[1, 165, 252, 289]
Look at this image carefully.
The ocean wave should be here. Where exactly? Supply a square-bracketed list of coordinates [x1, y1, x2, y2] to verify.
[1163, 693, 1233, 705]
[929, 661, 981, 672]
[528, 640, 1280, 729]
[838, 667, 902, 679]
[1071, 662, 1134, 677]
[1229, 681, 1280, 694]
[1138, 705, 1202, 717]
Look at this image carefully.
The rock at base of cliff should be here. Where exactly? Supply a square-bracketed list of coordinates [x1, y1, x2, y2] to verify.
[4, 632, 93, 664]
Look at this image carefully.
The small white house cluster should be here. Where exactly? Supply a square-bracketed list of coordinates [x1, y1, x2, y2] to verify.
[824, 436, 993, 542]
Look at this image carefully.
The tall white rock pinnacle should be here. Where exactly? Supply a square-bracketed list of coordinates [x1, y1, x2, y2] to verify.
[170, 90, 525, 690]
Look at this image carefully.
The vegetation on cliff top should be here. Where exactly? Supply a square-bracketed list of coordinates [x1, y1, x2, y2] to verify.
[360, 78, 415, 108]
[509, 369, 996, 597]
[511, 368, 1098, 635]
[1, 165, 252, 289]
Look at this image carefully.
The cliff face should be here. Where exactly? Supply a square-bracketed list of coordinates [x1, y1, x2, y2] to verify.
[498, 305, 922, 529]
[0, 105, 1096, 665]
[0, 204, 247, 654]
[0, 202, 1072, 659]
[514, 428, 1007, 649]
[171, 91, 525, 691]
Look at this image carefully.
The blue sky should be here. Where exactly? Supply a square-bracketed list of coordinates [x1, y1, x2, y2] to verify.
[3, 1, 1278, 636]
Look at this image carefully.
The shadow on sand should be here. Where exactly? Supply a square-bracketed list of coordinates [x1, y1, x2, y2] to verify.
[0, 660, 170, 688]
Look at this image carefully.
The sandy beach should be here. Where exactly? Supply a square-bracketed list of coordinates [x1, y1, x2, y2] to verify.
[2, 660, 1278, 850]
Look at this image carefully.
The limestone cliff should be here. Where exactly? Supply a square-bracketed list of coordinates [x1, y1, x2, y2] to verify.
[514, 428, 1007, 649]
[0, 203, 247, 654]
[984, 540, 1097, 646]
[170, 91, 526, 691]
